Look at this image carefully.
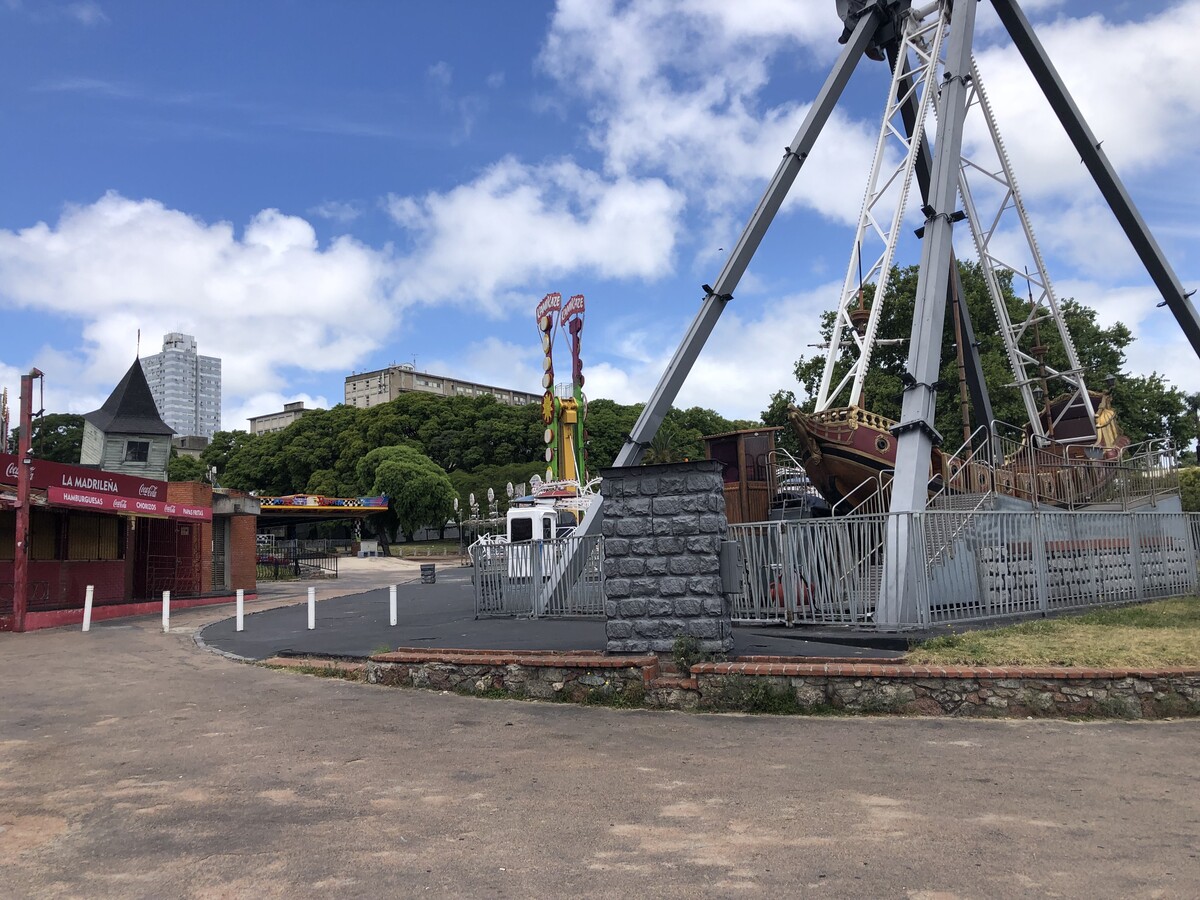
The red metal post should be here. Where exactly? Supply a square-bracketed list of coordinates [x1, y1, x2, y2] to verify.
[12, 369, 42, 633]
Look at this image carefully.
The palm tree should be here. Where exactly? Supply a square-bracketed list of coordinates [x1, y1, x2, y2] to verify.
[643, 424, 682, 464]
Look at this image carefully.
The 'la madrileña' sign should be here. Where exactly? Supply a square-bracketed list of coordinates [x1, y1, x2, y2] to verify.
[0, 452, 166, 499]
[0, 453, 211, 521]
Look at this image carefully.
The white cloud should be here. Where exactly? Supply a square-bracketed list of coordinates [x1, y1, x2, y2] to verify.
[386, 157, 684, 314]
[308, 200, 362, 224]
[0, 192, 395, 428]
[585, 281, 841, 419]
[66, 1, 106, 26]
[971, 2, 1200, 199]
[540, 0, 877, 222]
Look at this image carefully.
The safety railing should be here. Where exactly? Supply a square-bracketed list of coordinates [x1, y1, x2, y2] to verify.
[472, 534, 604, 618]
[728, 510, 1200, 629]
[256, 548, 339, 581]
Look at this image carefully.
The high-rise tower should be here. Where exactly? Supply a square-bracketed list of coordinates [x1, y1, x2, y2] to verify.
[141, 332, 222, 439]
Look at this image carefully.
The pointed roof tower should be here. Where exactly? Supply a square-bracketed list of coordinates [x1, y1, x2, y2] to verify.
[84, 358, 175, 436]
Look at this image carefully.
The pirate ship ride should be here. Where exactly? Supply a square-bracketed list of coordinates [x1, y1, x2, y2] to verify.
[776, 0, 1162, 516]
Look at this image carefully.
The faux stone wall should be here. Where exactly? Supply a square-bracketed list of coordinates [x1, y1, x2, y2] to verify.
[598, 460, 733, 655]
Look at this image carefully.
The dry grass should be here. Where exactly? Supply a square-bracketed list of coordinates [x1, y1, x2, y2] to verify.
[908, 597, 1200, 668]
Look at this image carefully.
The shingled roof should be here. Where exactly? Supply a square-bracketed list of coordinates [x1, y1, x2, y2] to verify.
[84, 358, 175, 436]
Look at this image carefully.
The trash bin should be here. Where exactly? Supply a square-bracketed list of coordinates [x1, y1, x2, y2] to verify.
[420, 563, 436, 584]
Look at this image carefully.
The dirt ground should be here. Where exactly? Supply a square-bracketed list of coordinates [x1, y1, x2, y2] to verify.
[1, 580, 1198, 898]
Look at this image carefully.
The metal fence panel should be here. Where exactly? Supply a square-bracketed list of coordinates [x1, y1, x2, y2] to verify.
[472, 535, 604, 618]
[729, 510, 1200, 630]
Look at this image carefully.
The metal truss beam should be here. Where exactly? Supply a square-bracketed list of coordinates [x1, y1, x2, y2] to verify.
[817, 5, 948, 412]
[990, 0, 1200, 361]
[956, 58, 1095, 442]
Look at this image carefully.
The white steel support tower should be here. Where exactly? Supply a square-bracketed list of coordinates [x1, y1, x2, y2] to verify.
[575, 0, 1200, 630]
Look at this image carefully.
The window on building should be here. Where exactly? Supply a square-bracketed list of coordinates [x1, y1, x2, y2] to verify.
[124, 440, 150, 462]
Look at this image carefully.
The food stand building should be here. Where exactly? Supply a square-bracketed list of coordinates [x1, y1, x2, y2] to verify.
[1, 362, 258, 632]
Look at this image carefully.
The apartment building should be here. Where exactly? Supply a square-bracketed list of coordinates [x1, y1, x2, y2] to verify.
[344, 364, 540, 409]
[247, 401, 316, 435]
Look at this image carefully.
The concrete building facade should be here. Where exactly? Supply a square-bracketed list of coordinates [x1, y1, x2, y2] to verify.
[248, 401, 315, 435]
[344, 364, 541, 410]
[142, 333, 222, 439]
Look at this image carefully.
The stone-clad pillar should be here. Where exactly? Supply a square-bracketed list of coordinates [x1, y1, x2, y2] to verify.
[599, 460, 734, 655]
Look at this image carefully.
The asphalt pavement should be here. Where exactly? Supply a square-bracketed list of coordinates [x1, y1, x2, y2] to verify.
[200, 564, 905, 661]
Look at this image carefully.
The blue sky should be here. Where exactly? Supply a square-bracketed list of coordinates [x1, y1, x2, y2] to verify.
[1, 0, 1197, 433]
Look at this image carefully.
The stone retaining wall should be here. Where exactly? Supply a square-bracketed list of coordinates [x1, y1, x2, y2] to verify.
[366, 649, 653, 704]
[689, 660, 1200, 718]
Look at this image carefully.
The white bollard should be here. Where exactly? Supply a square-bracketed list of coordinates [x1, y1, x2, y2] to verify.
[307, 586, 316, 630]
[162, 590, 171, 633]
[389, 584, 397, 627]
[82, 585, 94, 632]
[236, 589, 244, 632]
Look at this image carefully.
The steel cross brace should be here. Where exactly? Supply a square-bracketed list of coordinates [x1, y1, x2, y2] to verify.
[990, 0, 1200, 360]
[610, 9, 882, 470]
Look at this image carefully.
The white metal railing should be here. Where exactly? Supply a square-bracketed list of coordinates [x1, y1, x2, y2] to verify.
[729, 510, 1200, 629]
[472, 534, 604, 618]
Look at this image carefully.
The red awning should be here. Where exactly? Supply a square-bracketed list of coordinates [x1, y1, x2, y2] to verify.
[47, 486, 212, 521]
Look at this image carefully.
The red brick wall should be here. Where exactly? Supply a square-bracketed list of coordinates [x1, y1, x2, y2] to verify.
[167, 481, 213, 507]
[167, 482, 213, 593]
[229, 515, 257, 592]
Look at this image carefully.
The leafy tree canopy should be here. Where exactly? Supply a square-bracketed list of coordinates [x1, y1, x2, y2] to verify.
[782, 262, 1198, 453]
[7, 413, 84, 462]
[168, 454, 209, 483]
[211, 393, 751, 499]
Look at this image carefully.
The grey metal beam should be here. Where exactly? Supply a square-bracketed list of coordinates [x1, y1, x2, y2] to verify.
[949, 262, 994, 434]
[991, 0, 1200, 360]
[888, 42, 994, 438]
[878, 0, 979, 628]
[606, 9, 882, 472]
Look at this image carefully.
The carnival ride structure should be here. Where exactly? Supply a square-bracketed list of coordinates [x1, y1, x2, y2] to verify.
[573, 0, 1200, 628]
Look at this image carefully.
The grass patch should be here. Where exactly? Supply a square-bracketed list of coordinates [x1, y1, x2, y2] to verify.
[273, 663, 365, 682]
[705, 676, 801, 714]
[909, 597, 1200, 668]
[390, 540, 463, 558]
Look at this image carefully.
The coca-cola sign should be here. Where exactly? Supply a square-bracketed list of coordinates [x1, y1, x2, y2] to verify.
[0, 452, 166, 500]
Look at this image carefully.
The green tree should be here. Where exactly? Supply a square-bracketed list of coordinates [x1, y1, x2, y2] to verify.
[201, 430, 255, 479]
[784, 262, 1198, 452]
[8, 413, 84, 462]
[355, 445, 456, 543]
[1180, 467, 1200, 511]
[168, 454, 209, 482]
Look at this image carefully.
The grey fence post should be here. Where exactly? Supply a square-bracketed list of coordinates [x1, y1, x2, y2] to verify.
[1030, 511, 1050, 615]
[530, 540, 542, 619]
[1127, 514, 1146, 602]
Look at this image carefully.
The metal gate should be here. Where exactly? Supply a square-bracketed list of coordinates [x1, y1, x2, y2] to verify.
[211, 518, 229, 592]
[472, 534, 605, 618]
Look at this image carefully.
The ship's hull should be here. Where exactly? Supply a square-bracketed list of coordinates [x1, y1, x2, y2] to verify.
[787, 402, 1130, 512]
[786, 406, 940, 510]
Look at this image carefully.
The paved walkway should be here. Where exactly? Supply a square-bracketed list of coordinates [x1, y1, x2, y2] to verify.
[202, 557, 905, 661]
[1, 593, 1198, 897]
